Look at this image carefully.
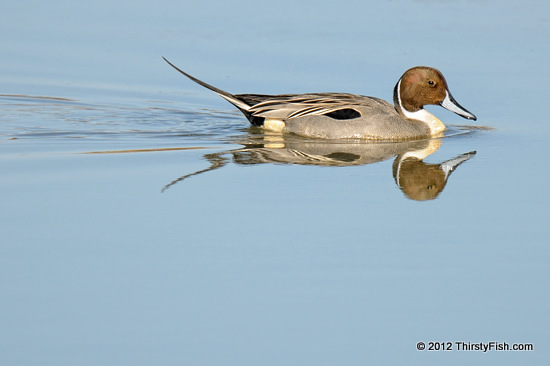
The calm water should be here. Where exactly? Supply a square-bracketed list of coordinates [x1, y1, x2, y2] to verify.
[2, 0, 549, 365]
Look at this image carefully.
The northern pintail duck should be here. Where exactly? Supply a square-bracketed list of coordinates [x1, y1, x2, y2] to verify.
[163, 57, 476, 140]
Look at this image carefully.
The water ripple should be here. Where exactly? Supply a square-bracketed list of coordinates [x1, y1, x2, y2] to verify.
[0, 93, 247, 145]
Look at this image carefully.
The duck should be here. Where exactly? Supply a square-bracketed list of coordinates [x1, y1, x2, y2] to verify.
[163, 57, 476, 140]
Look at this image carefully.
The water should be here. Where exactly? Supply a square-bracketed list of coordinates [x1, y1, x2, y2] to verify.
[1, 0, 549, 365]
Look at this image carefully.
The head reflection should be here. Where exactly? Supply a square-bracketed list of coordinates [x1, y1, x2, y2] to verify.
[393, 147, 476, 201]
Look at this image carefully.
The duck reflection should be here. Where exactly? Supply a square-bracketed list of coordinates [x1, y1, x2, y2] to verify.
[163, 131, 475, 200]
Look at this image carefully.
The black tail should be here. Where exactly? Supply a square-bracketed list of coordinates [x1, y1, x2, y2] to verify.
[163, 57, 253, 113]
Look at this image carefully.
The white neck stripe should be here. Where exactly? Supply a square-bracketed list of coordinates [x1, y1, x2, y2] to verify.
[396, 78, 445, 134]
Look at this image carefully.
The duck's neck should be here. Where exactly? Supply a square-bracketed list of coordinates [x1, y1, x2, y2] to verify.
[393, 79, 446, 135]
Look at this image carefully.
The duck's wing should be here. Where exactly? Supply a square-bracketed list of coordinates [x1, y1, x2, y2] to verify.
[240, 93, 392, 121]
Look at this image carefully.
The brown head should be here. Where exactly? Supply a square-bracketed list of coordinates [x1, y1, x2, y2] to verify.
[393, 66, 476, 121]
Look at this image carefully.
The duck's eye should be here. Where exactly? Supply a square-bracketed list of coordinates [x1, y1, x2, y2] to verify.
[428, 80, 435, 86]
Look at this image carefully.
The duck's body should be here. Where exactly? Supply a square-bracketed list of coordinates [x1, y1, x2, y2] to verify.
[250, 93, 436, 140]
[163, 58, 476, 140]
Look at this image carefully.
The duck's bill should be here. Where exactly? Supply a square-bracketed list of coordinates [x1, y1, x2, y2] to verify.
[440, 91, 477, 121]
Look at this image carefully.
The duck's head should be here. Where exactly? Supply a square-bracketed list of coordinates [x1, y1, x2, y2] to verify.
[393, 66, 477, 121]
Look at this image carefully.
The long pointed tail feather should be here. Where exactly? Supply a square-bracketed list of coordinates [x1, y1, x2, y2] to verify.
[162, 57, 252, 112]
